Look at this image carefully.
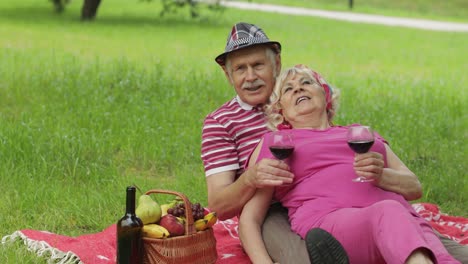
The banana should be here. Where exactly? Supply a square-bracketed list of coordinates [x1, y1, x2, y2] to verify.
[177, 216, 186, 225]
[194, 219, 209, 231]
[143, 224, 170, 239]
[160, 204, 171, 217]
[204, 212, 218, 228]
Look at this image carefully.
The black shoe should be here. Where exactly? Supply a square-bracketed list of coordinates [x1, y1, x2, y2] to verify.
[305, 228, 349, 264]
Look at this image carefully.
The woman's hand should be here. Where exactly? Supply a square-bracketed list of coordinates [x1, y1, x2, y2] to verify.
[353, 151, 384, 182]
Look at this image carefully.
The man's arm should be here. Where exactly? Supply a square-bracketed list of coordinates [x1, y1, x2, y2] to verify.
[207, 139, 294, 220]
[206, 170, 256, 220]
[354, 143, 422, 200]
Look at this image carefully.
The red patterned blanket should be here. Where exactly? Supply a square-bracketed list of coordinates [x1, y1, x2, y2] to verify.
[1, 203, 466, 263]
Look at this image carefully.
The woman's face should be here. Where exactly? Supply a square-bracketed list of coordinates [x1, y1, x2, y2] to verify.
[279, 73, 327, 123]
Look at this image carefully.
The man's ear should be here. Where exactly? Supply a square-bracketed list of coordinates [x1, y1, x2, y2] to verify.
[222, 66, 233, 85]
[275, 53, 282, 75]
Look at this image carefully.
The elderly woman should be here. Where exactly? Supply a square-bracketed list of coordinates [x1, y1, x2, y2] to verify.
[239, 65, 460, 264]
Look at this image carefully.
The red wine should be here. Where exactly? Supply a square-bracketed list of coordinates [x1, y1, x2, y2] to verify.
[347, 140, 374, 154]
[117, 186, 143, 264]
[269, 146, 294, 160]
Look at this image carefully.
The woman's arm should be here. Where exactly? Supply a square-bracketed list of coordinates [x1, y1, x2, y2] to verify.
[238, 139, 277, 264]
[239, 187, 275, 264]
[354, 144, 422, 200]
[378, 144, 422, 200]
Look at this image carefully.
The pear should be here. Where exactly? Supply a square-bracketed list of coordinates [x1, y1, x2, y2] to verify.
[135, 194, 162, 225]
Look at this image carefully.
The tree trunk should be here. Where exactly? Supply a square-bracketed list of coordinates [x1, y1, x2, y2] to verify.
[81, 0, 102, 20]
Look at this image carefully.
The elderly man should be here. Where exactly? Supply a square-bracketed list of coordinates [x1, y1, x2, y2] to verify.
[201, 22, 468, 264]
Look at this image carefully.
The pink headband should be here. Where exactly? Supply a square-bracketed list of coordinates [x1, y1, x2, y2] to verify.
[294, 64, 333, 111]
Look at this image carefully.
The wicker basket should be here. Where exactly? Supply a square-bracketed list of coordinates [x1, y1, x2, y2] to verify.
[142, 189, 218, 264]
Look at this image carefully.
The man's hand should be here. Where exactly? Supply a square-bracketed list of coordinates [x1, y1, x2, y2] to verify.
[246, 158, 294, 188]
[353, 152, 384, 182]
[206, 159, 293, 220]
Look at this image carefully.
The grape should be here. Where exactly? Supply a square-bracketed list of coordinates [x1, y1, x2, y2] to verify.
[175, 208, 183, 217]
[167, 201, 205, 220]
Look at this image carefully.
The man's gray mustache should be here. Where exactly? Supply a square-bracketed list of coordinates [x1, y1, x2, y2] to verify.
[242, 80, 266, 89]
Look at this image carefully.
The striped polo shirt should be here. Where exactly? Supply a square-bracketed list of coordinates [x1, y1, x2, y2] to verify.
[201, 96, 269, 177]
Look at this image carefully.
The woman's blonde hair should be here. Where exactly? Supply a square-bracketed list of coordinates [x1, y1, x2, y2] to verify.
[264, 65, 340, 131]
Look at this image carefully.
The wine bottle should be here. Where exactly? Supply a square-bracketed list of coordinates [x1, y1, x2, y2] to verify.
[117, 186, 143, 264]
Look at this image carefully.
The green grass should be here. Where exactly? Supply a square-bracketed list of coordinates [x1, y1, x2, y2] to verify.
[249, 0, 468, 22]
[0, 0, 467, 262]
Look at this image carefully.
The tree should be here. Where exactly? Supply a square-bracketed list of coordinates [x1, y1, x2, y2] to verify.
[51, 0, 69, 12]
[49, 0, 221, 20]
[81, 0, 102, 20]
[160, 0, 221, 18]
[50, 0, 101, 20]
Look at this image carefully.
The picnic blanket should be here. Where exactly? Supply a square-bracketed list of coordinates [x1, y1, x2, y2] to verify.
[2, 203, 466, 263]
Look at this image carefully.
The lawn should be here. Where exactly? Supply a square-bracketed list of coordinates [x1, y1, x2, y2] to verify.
[0, 0, 466, 262]
[248, 0, 468, 21]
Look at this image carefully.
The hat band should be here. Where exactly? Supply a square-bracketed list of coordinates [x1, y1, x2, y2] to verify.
[225, 37, 272, 52]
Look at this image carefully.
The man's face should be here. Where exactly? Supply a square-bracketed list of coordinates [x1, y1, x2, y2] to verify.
[224, 45, 280, 106]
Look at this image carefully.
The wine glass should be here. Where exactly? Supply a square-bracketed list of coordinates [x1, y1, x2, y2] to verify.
[347, 126, 375, 182]
[268, 131, 295, 161]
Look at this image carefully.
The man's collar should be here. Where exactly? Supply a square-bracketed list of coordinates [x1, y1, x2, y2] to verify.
[236, 95, 258, 111]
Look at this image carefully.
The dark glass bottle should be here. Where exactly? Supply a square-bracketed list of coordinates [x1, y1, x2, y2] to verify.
[117, 186, 143, 264]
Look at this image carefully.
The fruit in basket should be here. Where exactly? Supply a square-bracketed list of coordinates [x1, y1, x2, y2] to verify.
[195, 219, 209, 231]
[160, 199, 179, 217]
[143, 224, 170, 239]
[160, 203, 171, 217]
[204, 212, 218, 228]
[176, 216, 186, 225]
[190, 202, 206, 220]
[167, 202, 205, 221]
[135, 194, 162, 225]
[159, 214, 185, 237]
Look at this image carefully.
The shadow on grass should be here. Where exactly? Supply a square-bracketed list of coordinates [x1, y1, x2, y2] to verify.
[0, 6, 75, 23]
[0, 4, 228, 29]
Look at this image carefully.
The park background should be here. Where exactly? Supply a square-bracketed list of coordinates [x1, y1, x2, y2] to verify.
[0, 0, 467, 262]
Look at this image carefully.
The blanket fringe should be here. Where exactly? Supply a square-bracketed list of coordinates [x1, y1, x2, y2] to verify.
[1, 231, 82, 264]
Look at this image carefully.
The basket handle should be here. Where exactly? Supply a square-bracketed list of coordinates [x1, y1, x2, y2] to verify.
[144, 189, 196, 236]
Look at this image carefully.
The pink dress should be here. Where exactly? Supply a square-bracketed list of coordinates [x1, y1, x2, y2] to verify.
[254, 125, 459, 264]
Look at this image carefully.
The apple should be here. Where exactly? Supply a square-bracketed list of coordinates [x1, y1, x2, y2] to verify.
[159, 214, 185, 237]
